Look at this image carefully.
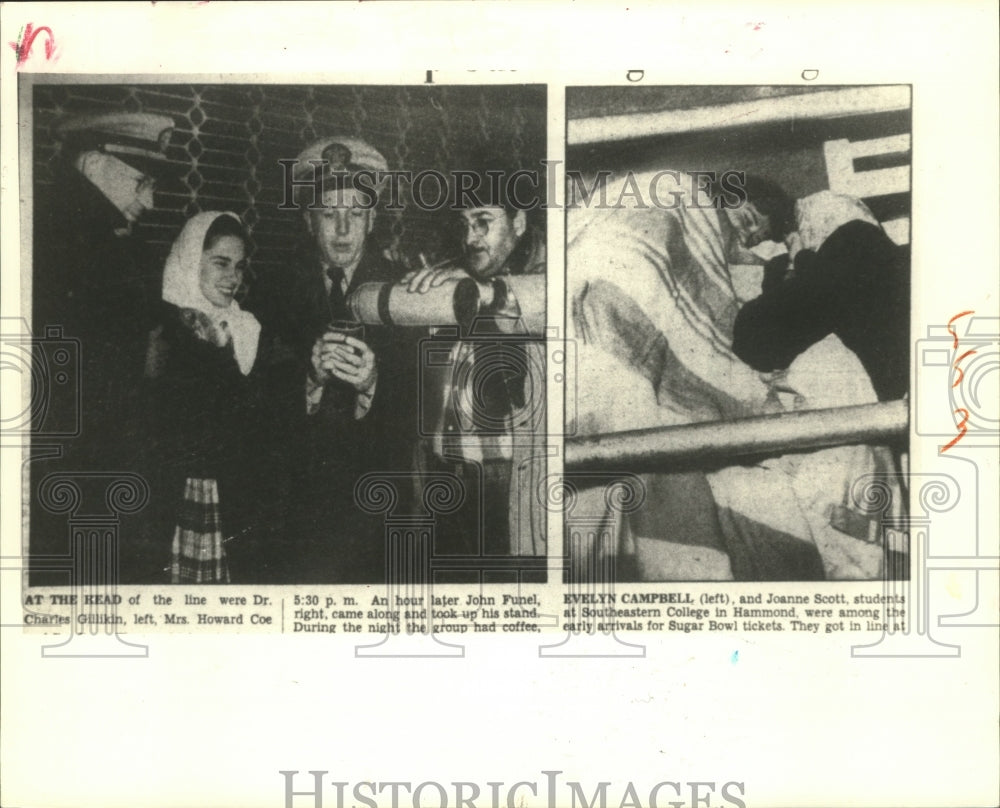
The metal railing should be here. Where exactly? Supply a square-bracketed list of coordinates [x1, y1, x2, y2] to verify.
[565, 400, 908, 472]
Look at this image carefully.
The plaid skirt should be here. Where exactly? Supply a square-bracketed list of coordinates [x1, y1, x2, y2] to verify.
[170, 477, 230, 584]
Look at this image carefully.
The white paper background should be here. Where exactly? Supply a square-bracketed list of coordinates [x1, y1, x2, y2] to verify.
[2, 3, 997, 807]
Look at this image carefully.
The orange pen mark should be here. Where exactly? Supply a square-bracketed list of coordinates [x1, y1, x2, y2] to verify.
[946, 310, 974, 349]
[952, 349, 977, 388]
[941, 408, 970, 453]
[8, 23, 56, 69]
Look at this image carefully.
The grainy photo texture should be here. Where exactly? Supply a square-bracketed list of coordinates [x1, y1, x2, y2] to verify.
[25, 81, 548, 588]
[565, 85, 911, 583]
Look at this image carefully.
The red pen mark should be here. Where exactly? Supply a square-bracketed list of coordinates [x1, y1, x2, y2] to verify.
[946, 309, 974, 349]
[941, 408, 970, 453]
[952, 348, 977, 388]
[8, 23, 55, 69]
[943, 310, 977, 450]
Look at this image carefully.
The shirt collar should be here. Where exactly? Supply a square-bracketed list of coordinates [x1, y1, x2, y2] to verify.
[320, 254, 363, 291]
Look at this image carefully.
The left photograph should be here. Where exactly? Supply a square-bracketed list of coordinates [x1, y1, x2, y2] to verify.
[23, 81, 549, 587]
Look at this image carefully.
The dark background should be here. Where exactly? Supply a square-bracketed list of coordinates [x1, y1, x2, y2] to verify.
[32, 82, 547, 288]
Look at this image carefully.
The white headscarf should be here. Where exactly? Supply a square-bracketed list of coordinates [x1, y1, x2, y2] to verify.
[162, 211, 261, 375]
[795, 190, 882, 252]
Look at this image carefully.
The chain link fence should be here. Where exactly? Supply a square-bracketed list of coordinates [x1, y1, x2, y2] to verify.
[33, 83, 547, 285]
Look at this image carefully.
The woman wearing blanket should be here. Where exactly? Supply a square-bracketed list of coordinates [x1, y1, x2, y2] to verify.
[733, 190, 910, 579]
[568, 173, 905, 581]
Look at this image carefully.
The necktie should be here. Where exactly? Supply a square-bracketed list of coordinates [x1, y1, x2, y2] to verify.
[326, 266, 347, 320]
[322, 266, 355, 414]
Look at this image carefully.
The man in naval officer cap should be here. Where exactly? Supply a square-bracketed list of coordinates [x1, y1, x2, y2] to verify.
[50, 111, 176, 229]
[33, 111, 177, 445]
[248, 135, 420, 584]
[29, 111, 179, 584]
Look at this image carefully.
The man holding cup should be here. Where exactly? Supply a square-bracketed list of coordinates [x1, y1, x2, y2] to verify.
[290, 138, 386, 418]
[251, 136, 414, 583]
[308, 319, 375, 418]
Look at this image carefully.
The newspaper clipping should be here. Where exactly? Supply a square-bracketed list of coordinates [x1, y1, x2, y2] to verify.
[2, 4, 997, 808]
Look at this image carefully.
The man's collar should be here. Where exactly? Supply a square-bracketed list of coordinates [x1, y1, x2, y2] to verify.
[57, 165, 130, 230]
[74, 151, 146, 224]
[319, 255, 363, 288]
[493, 225, 544, 277]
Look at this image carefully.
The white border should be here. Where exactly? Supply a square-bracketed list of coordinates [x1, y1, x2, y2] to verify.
[2, 4, 997, 808]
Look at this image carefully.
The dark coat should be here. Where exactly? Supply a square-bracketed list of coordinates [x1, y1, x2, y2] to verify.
[142, 303, 294, 583]
[246, 241, 421, 582]
[32, 167, 160, 463]
[733, 220, 910, 402]
[29, 168, 161, 585]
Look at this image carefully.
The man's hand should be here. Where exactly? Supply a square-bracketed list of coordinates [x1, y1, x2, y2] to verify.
[401, 266, 471, 294]
[310, 333, 377, 392]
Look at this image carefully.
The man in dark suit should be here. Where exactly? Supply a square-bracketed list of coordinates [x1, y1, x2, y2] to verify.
[249, 137, 418, 583]
[30, 111, 177, 584]
[34, 112, 177, 464]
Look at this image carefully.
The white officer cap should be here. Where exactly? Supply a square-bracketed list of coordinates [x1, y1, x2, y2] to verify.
[54, 111, 175, 174]
[293, 136, 389, 182]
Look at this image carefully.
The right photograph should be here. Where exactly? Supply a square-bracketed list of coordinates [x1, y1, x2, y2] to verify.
[564, 85, 911, 582]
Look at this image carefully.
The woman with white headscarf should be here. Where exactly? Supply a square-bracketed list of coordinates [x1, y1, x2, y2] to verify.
[145, 211, 283, 583]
